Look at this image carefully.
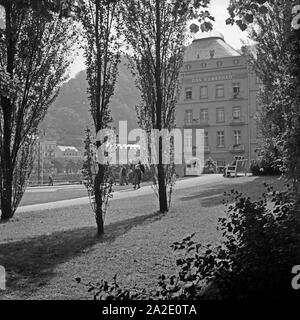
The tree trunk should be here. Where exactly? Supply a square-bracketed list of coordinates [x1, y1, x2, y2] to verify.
[0, 4, 15, 221]
[93, 0, 106, 236]
[0, 168, 13, 221]
[155, 0, 168, 213]
[94, 163, 104, 236]
[0, 94, 14, 221]
[157, 163, 168, 212]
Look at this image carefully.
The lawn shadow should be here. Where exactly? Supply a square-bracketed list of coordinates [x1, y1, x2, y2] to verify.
[179, 176, 282, 208]
[0, 211, 164, 296]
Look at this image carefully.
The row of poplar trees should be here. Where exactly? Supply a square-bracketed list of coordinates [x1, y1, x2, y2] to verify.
[0, 0, 214, 236]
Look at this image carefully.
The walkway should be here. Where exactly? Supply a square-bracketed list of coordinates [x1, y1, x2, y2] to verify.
[17, 175, 235, 213]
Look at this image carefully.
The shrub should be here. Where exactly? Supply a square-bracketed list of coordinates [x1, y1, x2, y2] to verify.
[214, 185, 299, 299]
[250, 159, 281, 176]
[202, 158, 216, 174]
[152, 186, 299, 299]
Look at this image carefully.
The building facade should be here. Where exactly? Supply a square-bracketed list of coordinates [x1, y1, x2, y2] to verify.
[55, 145, 82, 160]
[40, 140, 57, 159]
[176, 32, 259, 176]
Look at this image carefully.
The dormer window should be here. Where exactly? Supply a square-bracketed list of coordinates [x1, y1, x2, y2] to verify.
[185, 64, 191, 71]
[217, 61, 223, 67]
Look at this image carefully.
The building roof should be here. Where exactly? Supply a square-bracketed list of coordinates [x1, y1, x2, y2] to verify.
[184, 31, 240, 61]
[57, 146, 79, 152]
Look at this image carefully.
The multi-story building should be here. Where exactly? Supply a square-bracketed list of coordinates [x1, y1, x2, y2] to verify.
[176, 32, 259, 176]
[55, 145, 82, 160]
[40, 140, 57, 159]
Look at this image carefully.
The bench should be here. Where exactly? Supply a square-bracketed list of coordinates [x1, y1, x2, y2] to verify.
[225, 159, 248, 177]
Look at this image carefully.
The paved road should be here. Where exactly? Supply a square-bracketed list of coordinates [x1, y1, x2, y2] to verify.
[17, 175, 255, 213]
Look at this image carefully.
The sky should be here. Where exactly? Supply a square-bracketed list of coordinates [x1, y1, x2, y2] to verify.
[68, 0, 250, 79]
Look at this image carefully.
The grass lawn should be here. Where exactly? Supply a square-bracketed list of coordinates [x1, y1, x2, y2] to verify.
[20, 182, 152, 207]
[0, 175, 286, 300]
[20, 188, 88, 206]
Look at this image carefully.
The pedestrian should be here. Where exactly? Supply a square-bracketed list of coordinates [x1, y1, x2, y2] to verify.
[128, 166, 134, 184]
[139, 161, 145, 175]
[48, 174, 53, 186]
[119, 166, 128, 186]
[133, 163, 142, 189]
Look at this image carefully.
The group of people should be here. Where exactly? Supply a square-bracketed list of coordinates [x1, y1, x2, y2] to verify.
[119, 162, 145, 189]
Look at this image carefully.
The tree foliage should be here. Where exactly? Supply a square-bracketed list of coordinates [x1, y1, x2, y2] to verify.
[120, 0, 214, 212]
[226, 0, 269, 31]
[0, 3, 78, 220]
[227, 0, 300, 193]
[0, 0, 84, 20]
[80, 0, 121, 236]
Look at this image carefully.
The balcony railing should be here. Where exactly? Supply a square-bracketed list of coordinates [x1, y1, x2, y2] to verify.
[230, 116, 245, 125]
[230, 144, 245, 153]
[184, 119, 210, 127]
[230, 91, 245, 100]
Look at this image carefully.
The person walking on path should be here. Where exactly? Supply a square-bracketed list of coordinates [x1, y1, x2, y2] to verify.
[133, 163, 142, 189]
[48, 174, 53, 186]
[128, 166, 134, 185]
[119, 166, 128, 186]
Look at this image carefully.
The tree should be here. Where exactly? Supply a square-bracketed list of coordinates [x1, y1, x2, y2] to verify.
[82, 128, 114, 232]
[120, 0, 213, 212]
[227, 0, 300, 192]
[0, 0, 84, 19]
[0, 3, 78, 221]
[53, 158, 65, 174]
[80, 0, 121, 236]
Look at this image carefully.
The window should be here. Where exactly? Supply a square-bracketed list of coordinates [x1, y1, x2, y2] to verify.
[233, 59, 239, 65]
[234, 130, 241, 145]
[204, 131, 209, 147]
[233, 83, 240, 97]
[185, 64, 191, 71]
[233, 107, 241, 120]
[185, 88, 192, 100]
[217, 131, 225, 147]
[217, 61, 223, 67]
[184, 132, 193, 150]
[200, 86, 208, 99]
[185, 110, 193, 124]
[200, 108, 208, 122]
[216, 84, 224, 97]
[216, 108, 225, 123]
[201, 62, 207, 68]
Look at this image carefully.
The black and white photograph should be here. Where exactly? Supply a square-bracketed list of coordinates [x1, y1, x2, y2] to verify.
[0, 0, 300, 312]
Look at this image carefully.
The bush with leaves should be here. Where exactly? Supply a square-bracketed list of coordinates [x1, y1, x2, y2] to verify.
[161, 185, 299, 300]
[214, 185, 299, 299]
[250, 159, 281, 176]
[202, 157, 217, 174]
[78, 183, 299, 300]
